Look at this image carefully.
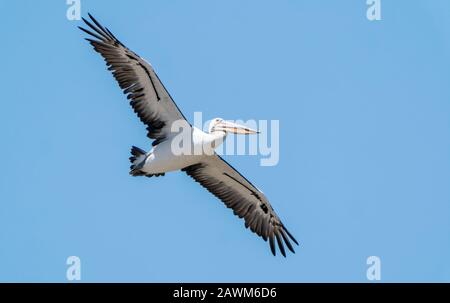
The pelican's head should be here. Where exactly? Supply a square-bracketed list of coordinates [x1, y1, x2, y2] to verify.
[208, 118, 259, 135]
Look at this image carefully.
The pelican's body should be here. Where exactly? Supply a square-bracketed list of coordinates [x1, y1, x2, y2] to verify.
[140, 139, 199, 175]
[80, 14, 298, 257]
[135, 126, 225, 175]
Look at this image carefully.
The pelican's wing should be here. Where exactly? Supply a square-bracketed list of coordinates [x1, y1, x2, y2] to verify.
[182, 155, 298, 257]
[79, 14, 189, 145]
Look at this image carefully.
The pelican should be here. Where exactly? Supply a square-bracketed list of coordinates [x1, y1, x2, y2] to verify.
[79, 14, 298, 257]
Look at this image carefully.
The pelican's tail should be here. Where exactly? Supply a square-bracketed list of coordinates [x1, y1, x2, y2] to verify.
[129, 146, 147, 176]
[129, 146, 165, 178]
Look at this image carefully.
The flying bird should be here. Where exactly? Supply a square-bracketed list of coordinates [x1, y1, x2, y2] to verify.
[79, 14, 298, 257]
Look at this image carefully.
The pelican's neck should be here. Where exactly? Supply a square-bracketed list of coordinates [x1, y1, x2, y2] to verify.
[209, 130, 226, 139]
[207, 130, 227, 151]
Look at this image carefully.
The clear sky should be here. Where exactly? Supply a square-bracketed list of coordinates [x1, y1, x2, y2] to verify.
[1, 0, 450, 282]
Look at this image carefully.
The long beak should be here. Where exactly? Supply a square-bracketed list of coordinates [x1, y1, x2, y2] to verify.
[217, 121, 259, 134]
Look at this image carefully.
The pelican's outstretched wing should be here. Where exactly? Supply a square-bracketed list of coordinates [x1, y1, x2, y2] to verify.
[183, 155, 298, 257]
[79, 14, 189, 146]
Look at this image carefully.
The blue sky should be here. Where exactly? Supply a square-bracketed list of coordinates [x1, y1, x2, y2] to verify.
[1, 0, 450, 282]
